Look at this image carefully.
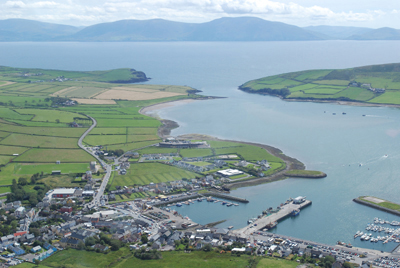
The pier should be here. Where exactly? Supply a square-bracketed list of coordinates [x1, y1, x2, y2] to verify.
[234, 199, 312, 236]
[202, 191, 249, 203]
[354, 196, 400, 217]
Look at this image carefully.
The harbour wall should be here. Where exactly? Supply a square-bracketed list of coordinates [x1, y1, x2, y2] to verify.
[353, 197, 400, 217]
[203, 192, 249, 203]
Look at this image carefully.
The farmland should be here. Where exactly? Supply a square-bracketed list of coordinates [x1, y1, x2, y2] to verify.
[239, 62, 400, 105]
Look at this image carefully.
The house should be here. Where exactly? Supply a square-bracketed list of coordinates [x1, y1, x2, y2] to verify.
[60, 206, 73, 213]
[92, 244, 109, 252]
[7, 245, 25, 255]
[31, 246, 42, 253]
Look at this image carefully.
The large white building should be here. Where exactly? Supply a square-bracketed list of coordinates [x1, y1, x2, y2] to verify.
[217, 169, 243, 177]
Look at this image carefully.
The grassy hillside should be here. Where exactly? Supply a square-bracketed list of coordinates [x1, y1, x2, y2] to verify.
[239, 63, 400, 105]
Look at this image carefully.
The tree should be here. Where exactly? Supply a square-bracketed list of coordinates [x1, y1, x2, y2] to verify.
[85, 236, 96, 247]
[203, 243, 212, 252]
[55, 119, 60, 123]
[77, 241, 85, 250]
[110, 239, 121, 251]
[141, 234, 148, 244]
[18, 177, 28, 186]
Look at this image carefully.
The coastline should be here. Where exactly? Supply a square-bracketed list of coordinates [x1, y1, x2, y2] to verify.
[139, 97, 314, 190]
[239, 88, 400, 108]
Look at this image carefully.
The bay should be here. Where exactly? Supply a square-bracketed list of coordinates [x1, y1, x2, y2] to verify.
[1, 41, 400, 250]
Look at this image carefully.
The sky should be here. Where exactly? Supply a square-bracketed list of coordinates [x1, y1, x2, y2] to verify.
[1, 0, 400, 28]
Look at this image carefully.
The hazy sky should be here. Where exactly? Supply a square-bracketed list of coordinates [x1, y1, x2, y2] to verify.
[1, 0, 400, 28]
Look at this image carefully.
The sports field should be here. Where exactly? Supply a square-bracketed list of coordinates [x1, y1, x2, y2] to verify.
[112, 162, 198, 187]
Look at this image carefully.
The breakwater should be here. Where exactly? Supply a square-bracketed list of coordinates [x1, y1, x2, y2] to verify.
[202, 191, 249, 203]
[353, 196, 400, 217]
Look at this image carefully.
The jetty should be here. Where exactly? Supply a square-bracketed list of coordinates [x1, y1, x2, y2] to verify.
[353, 196, 400, 217]
[234, 198, 312, 236]
[202, 191, 249, 203]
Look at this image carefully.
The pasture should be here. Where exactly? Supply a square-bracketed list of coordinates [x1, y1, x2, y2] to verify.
[15, 163, 89, 174]
[0, 133, 78, 148]
[15, 108, 82, 123]
[14, 148, 95, 163]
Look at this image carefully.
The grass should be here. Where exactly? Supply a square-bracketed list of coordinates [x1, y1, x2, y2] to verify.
[0, 145, 28, 155]
[112, 162, 199, 188]
[0, 122, 86, 137]
[240, 63, 400, 105]
[14, 148, 95, 163]
[95, 118, 161, 128]
[15, 108, 83, 123]
[0, 133, 78, 148]
[360, 196, 400, 212]
[0, 155, 14, 165]
[137, 147, 178, 154]
[14, 163, 89, 174]
[180, 148, 213, 158]
[29, 248, 266, 268]
[257, 257, 298, 268]
[0, 186, 11, 193]
[284, 170, 325, 177]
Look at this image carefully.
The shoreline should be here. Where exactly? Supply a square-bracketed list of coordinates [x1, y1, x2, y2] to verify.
[239, 88, 400, 108]
[139, 97, 312, 190]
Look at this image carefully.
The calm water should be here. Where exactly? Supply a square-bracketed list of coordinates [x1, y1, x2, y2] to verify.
[2, 41, 400, 250]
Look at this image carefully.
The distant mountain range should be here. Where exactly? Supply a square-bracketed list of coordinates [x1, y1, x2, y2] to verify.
[1, 17, 400, 42]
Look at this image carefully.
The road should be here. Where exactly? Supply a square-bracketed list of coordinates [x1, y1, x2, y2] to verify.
[77, 115, 112, 209]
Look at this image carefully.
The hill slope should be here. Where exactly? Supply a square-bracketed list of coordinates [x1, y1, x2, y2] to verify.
[0, 19, 79, 41]
[348, 27, 400, 40]
[303, 25, 372, 39]
[239, 63, 400, 105]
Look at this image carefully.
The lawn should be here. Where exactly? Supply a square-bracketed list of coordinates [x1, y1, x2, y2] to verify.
[31, 248, 262, 268]
[257, 257, 298, 268]
[0, 107, 33, 120]
[0, 133, 78, 148]
[112, 162, 198, 187]
[180, 148, 213, 158]
[14, 148, 95, 163]
[0, 186, 11, 194]
[137, 147, 178, 154]
[114, 251, 255, 268]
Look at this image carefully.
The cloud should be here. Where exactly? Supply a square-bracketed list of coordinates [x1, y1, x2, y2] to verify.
[0, 0, 391, 27]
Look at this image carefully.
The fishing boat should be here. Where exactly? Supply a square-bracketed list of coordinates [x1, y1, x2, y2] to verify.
[226, 203, 233, 207]
[228, 226, 234, 229]
[265, 221, 278, 230]
[176, 203, 182, 207]
[291, 209, 300, 216]
[222, 201, 227, 205]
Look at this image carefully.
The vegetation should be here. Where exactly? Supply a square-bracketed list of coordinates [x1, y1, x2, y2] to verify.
[284, 170, 326, 178]
[240, 62, 400, 105]
[360, 196, 400, 212]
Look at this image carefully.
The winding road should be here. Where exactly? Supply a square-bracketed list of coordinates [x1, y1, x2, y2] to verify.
[78, 115, 112, 209]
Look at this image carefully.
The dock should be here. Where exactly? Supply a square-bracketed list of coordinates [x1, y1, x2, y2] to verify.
[234, 199, 312, 236]
[202, 191, 249, 203]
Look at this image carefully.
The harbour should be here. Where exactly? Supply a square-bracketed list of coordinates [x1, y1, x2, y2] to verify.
[234, 197, 312, 236]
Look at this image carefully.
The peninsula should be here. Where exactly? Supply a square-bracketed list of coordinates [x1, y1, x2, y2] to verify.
[239, 62, 400, 106]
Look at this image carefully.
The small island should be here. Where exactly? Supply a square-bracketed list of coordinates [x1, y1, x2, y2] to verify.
[239, 63, 400, 106]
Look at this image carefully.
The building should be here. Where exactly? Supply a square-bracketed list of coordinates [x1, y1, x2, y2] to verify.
[7, 245, 25, 255]
[60, 206, 73, 213]
[31, 246, 42, 253]
[293, 196, 306, 204]
[90, 161, 97, 173]
[51, 188, 76, 199]
[217, 169, 243, 177]
[14, 206, 26, 218]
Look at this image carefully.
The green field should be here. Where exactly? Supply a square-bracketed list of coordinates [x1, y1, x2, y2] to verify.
[0, 123, 86, 137]
[14, 148, 95, 163]
[15, 163, 89, 174]
[0, 145, 28, 155]
[15, 108, 82, 123]
[240, 63, 400, 105]
[112, 162, 199, 187]
[0, 133, 78, 148]
[0, 155, 13, 165]
[180, 148, 213, 158]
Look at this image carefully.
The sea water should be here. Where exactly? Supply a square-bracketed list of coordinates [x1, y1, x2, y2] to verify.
[1, 40, 400, 250]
